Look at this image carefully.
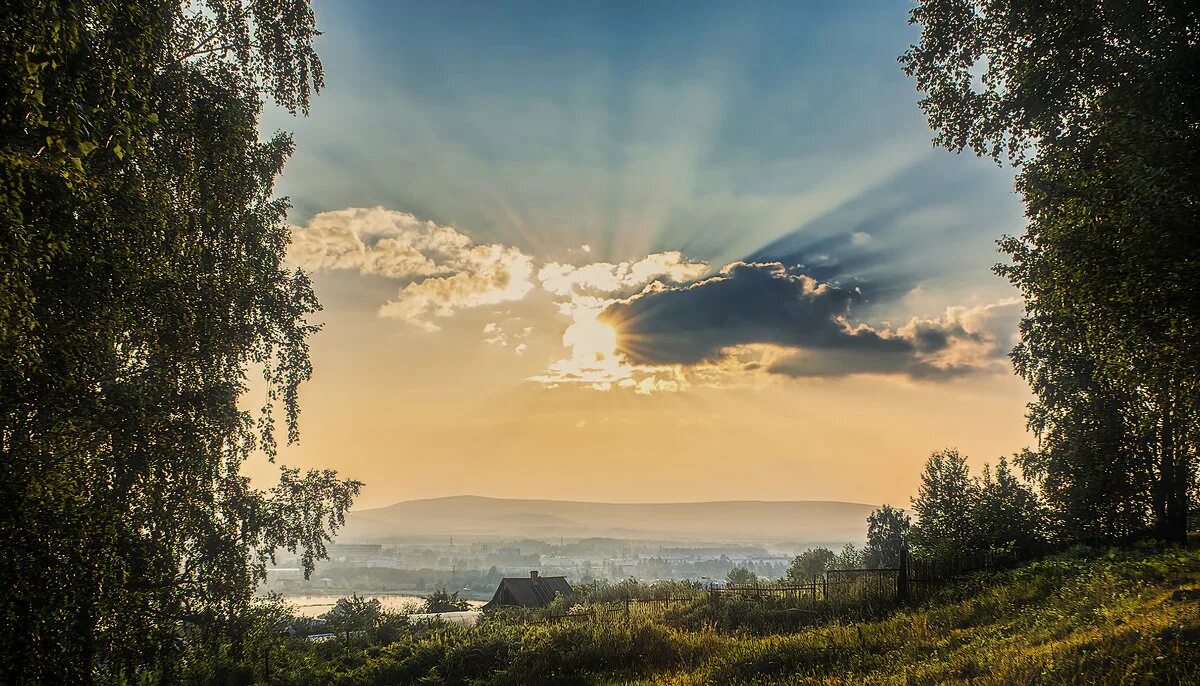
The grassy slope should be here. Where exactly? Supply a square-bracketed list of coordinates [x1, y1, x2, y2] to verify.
[626, 543, 1200, 685]
[280, 542, 1200, 685]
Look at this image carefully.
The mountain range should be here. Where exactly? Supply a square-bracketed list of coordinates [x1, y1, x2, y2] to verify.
[337, 495, 875, 545]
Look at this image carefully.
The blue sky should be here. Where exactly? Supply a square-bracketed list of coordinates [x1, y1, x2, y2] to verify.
[268, 1, 1021, 292]
[264, 1, 1034, 506]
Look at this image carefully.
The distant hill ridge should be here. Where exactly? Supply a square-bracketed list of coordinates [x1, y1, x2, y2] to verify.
[339, 495, 876, 544]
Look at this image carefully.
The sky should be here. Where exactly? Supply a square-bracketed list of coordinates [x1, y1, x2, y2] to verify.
[252, 0, 1034, 510]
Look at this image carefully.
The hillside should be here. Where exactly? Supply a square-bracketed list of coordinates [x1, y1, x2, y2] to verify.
[337, 495, 877, 544]
[258, 541, 1200, 685]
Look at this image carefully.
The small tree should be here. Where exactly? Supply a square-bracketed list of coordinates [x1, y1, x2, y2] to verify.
[786, 547, 835, 582]
[973, 456, 1048, 558]
[910, 449, 979, 560]
[324, 594, 382, 643]
[423, 588, 470, 613]
[830, 543, 864, 570]
[726, 566, 757, 585]
[863, 505, 911, 569]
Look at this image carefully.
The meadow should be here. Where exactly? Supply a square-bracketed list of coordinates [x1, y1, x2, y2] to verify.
[189, 541, 1200, 685]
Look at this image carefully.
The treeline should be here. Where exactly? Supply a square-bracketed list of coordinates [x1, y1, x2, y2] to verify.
[902, 0, 1198, 544]
[633, 555, 788, 582]
[786, 434, 1185, 582]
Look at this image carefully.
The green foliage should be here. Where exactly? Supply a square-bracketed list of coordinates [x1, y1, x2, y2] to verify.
[899, 0, 1199, 167]
[178, 594, 300, 685]
[786, 547, 835, 582]
[423, 588, 471, 614]
[1001, 116, 1198, 542]
[973, 456, 1048, 556]
[726, 566, 758, 584]
[903, 0, 1199, 544]
[573, 578, 705, 603]
[829, 542, 864, 570]
[0, 2, 359, 682]
[325, 594, 382, 638]
[863, 505, 910, 568]
[910, 449, 980, 559]
[910, 449, 1047, 562]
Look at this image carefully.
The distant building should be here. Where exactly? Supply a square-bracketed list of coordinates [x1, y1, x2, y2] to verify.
[483, 571, 572, 609]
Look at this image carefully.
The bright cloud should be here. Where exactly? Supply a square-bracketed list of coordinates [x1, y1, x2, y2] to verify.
[376, 245, 535, 330]
[289, 208, 535, 330]
[290, 208, 1019, 392]
[537, 251, 707, 297]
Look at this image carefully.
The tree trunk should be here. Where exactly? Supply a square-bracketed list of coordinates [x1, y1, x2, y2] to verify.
[1171, 445, 1191, 542]
[1157, 387, 1188, 543]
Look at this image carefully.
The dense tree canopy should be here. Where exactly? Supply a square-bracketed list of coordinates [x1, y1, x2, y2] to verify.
[0, 1, 359, 682]
[972, 456, 1047, 556]
[904, 0, 1199, 542]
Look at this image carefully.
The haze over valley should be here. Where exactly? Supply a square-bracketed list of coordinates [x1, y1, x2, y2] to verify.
[338, 496, 876, 544]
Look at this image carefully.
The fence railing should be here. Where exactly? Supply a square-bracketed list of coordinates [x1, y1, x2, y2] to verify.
[715, 568, 900, 603]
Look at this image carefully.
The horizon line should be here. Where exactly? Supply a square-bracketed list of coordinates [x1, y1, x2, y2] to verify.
[354, 494, 881, 512]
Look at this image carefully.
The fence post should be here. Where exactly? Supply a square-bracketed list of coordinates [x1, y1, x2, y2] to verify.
[897, 546, 910, 604]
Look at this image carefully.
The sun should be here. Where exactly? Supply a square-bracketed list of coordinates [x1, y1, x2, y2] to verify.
[531, 306, 635, 389]
[563, 312, 618, 364]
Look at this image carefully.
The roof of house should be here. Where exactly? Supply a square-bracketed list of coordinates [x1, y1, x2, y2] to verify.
[485, 574, 573, 609]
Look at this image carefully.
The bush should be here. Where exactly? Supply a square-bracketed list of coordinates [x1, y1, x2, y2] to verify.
[423, 588, 470, 613]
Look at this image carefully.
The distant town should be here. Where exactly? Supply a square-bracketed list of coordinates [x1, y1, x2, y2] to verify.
[265, 538, 828, 600]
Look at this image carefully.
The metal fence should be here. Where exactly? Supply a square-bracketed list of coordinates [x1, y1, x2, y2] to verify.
[716, 568, 900, 603]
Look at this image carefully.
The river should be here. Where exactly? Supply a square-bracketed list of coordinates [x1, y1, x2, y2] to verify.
[281, 593, 486, 617]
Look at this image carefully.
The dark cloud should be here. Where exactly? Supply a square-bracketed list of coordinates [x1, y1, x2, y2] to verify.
[765, 348, 974, 380]
[765, 348, 927, 379]
[600, 262, 1012, 379]
[601, 262, 910, 365]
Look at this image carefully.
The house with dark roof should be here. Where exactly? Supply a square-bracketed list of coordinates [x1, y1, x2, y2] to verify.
[484, 571, 572, 609]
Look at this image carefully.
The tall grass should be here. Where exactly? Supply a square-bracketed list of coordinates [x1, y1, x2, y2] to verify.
[184, 542, 1200, 685]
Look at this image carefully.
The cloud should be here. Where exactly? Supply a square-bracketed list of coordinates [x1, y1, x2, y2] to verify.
[601, 262, 1018, 379]
[290, 209, 710, 335]
[602, 262, 901, 364]
[289, 207, 1017, 388]
[538, 251, 708, 297]
[289, 207, 535, 330]
[376, 245, 534, 330]
[482, 321, 534, 352]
